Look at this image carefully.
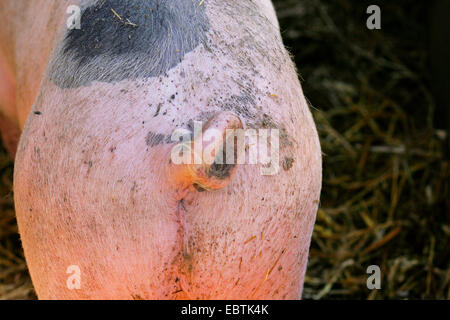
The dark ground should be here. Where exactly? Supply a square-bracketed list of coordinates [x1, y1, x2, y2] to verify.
[0, 0, 449, 299]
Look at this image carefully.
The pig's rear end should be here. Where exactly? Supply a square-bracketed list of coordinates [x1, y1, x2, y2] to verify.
[11, 0, 322, 299]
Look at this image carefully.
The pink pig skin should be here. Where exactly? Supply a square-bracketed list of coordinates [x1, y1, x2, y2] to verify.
[0, 0, 322, 299]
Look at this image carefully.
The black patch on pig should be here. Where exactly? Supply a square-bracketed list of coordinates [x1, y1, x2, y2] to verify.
[50, 0, 210, 88]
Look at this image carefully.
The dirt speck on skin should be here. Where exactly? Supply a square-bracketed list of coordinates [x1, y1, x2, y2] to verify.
[182, 252, 194, 275]
[282, 157, 294, 171]
[146, 131, 166, 147]
[154, 103, 162, 117]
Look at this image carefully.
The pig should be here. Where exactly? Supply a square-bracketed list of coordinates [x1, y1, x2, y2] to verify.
[0, 0, 322, 299]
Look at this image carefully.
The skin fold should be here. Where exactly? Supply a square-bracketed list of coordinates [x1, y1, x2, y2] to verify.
[0, 0, 322, 299]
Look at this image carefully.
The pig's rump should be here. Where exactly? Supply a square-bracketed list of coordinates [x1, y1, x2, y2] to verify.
[9, 0, 322, 299]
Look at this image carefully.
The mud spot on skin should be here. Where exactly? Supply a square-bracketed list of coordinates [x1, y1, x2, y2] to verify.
[182, 252, 194, 275]
[146, 131, 166, 147]
[83, 160, 94, 175]
[219, 93, 292, 147]
[50, 0, 210, 88]
[145, 131, 174, 148]
[222, 94, 256, 120]
[153, 103, 162, 117]
[282, 157, 294, 171]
